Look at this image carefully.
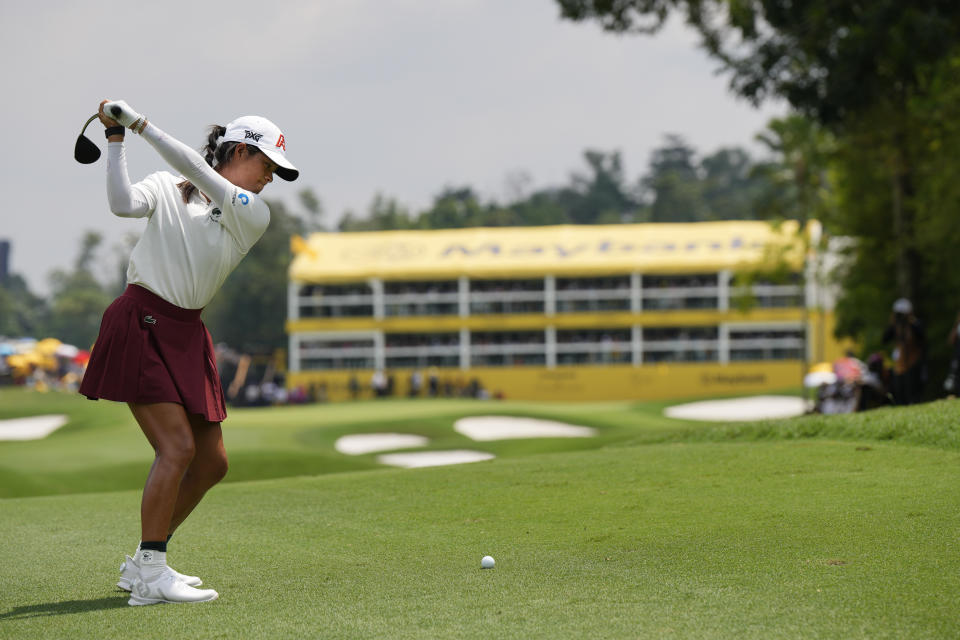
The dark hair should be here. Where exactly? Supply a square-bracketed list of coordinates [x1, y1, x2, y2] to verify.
[177, 125, 263, 203]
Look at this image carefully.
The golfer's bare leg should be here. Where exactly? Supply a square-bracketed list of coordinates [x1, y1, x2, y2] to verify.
[128, 402, 196, 542]
[168, 415, 228, 535]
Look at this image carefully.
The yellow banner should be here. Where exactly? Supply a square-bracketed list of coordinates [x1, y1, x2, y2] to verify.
[286, 361, 807, 403]
[289, 220, 811, 282]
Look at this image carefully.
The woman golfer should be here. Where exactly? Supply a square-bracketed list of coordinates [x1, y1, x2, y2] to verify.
[79, 99, 298, 606]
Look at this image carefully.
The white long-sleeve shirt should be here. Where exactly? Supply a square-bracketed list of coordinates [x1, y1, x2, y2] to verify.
[106, 123, 270, 309]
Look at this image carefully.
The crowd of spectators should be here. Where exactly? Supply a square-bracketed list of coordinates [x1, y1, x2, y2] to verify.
[0, 337, 89, 392]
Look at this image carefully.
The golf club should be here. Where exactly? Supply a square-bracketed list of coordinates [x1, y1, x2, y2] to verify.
[74, 114, 101, 164]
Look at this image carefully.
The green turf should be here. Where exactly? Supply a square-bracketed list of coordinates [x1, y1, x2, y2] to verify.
[0, 387, 702, 499]
[2, 388, 960, 638]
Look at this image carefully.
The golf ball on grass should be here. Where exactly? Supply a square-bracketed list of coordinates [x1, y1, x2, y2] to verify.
[481, 555, 495, 569]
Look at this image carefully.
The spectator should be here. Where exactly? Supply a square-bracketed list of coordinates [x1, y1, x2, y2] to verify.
[944, 311, 960, 396]
[386, 372, 395, 396]
[348, 374, 360, 400]
[371, 370, 386, 397]
[882, 298, 926, 405]
[409, 370, 423, 397]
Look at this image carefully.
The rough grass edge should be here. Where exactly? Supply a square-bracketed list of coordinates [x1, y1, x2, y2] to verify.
[652, 398, 960, 450]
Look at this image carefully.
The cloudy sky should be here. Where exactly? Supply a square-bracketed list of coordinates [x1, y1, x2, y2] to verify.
[1, 0, 783, 295]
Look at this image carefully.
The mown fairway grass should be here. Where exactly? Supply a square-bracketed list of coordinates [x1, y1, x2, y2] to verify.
[2, 388, 960, 638]
[0, 388, 699, 499]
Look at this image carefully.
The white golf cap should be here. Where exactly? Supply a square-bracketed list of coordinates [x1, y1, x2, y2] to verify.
[222, 115, 299, 181]
[893, 298, 912, 314]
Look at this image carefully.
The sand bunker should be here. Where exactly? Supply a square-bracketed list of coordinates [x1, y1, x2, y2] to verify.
[335, 433, 430, 455]
[664, 396, 808, 422]
[377, 450, 495, 468]
[0, 414, 68, 441]
[454, 416, 596, 441]
[337, 415, 597, 469]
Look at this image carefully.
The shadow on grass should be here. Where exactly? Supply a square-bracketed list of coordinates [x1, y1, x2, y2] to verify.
[0, 596, 128, 620]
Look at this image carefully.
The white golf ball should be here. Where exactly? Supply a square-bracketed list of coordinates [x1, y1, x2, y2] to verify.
[481, 555, 495, 569]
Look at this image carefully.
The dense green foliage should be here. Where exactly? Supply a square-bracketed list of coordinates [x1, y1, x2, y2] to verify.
[337, 141, 780, 232]
[0, 274, 46, 338]
[828, 55, 960, 386]
[40, 232, 114, 350]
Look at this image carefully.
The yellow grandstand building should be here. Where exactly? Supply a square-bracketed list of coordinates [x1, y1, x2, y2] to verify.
[285, 221, 847, 402]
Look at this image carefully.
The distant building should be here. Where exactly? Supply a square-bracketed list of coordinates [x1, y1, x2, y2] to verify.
[0, 239, 9, 282]
[285, 221, 848, 402]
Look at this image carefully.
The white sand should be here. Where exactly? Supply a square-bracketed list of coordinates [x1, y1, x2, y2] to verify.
[664, 396, 809, 422]
[335, 433, 430, 455]
[454, 416, 596, 441]
[0, 414, 68, 440]
[377, 450, 495, 468]
[337, 415, 597, 469]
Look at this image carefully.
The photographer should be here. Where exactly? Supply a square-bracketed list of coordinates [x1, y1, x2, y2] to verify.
[882, 298, 926, 405]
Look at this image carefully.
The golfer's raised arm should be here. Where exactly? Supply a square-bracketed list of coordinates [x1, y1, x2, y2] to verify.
[104, 100, 233, 208]
[139, 124, 233, 208]
[106, 141, 152, 218]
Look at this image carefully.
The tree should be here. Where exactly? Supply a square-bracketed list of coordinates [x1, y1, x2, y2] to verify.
[700, 147, 765, 220]
[565, 150, 638, 224]
[418, 187, 487, 229]
[0, 274, 47, 338]
[641, 135, 706, 222]
[556, 1, 960, 124]
[325, 145, 776, 231]
[45, 232, 112, 348]
[832, 54, 960, 386]
[752, 115, 835, 224]
[298, 188, 325, 232]
[508, 189, 572, 226]
[340, 193, 415, 232]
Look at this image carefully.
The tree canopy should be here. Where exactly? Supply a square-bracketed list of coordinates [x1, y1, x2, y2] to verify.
[555, 1, 960, 126]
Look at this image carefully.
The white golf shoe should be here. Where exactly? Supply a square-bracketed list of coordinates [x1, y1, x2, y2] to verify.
[118, 554, 203, 590]
[126, 550, 218, 606]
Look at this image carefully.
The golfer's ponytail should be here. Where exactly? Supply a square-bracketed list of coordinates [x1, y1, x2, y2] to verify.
[177, 125, 228, 203]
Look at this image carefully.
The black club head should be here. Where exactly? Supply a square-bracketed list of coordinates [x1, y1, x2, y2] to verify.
[74, 113, 101, 164]
[74, 134, 101, 164]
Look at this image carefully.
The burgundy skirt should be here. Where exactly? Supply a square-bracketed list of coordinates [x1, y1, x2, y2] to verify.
[79, 284, 227, 422]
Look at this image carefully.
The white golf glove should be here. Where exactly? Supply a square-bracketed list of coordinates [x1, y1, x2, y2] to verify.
[103, 100, 145, 131]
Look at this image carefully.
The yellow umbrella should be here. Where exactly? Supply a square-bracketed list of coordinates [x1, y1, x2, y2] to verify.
[808, 361, 833, 374]
[5, 354, 31, 376]
[35, 338, 62, 356]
